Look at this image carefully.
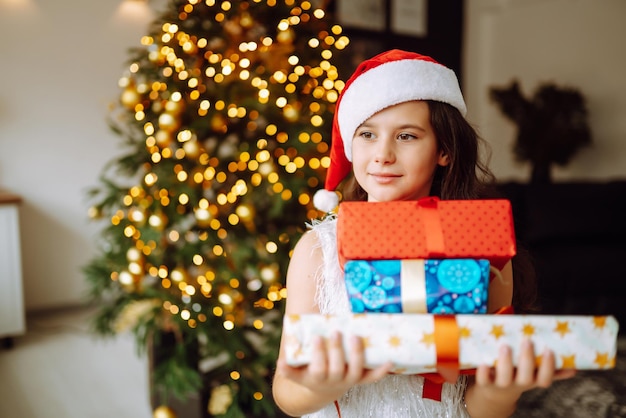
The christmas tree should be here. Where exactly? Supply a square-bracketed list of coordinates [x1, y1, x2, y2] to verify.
[85, 0, 348, 416]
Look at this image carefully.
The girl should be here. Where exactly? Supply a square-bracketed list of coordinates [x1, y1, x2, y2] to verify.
[272, 50, 574, 417]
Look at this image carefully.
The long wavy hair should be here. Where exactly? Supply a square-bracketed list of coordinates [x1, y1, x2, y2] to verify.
[339, 100, 538, 313]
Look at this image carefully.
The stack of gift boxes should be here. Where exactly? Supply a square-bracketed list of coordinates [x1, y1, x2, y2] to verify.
[283, 197, 618, 379]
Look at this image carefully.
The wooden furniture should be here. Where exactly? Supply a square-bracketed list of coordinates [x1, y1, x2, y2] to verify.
[0, 191, 25, 347]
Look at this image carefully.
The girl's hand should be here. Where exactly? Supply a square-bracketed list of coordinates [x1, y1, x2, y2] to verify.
[276, 331, 392, 399]
[474, 338, 576, 403]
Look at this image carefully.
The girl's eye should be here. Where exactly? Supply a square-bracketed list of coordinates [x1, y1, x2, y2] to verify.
[358, 131, 374, 140]
[397, 133, 417, 141]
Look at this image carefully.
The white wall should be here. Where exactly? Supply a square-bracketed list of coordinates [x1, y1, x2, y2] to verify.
[0, 0, 164, 310]
[2, 0, 625, 310]
[464, 0, 626, 182]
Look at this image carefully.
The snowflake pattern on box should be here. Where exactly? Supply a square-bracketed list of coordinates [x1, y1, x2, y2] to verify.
[344, 259, 489, 314]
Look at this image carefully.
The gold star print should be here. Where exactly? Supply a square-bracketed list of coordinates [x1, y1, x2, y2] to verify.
[421, 332, 435, 348]
[522, 323, 536, 337]
[535, 354, 543, 368]
[293, 346, 303, 360]
[285, 334, 298, 346]
[362, 336, 372, 348]
[284, 335, 303, 359]
[459, 326, 471, 339]
[560, 354, 576, 369]
[554, 321, 571, 338]
[490, 324, 505, 340]
[595, 352, 610, 368]
[593, 316, 607, 329]
[288, 314, 301, 322]
[388, 335, 402, 348]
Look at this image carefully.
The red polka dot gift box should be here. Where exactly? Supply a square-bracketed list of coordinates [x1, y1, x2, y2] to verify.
[336, 197, 517, 271]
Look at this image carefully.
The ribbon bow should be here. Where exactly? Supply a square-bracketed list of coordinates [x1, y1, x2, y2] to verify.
[421, 305, 514, 401]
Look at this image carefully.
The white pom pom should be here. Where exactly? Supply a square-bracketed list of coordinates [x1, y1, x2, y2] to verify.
[313, 189, 339, 213]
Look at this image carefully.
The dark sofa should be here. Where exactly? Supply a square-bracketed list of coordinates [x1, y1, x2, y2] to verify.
[497, 181, 626, 330]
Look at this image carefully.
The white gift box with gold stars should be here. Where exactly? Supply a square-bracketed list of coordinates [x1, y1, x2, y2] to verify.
[283, 314, 618, 374]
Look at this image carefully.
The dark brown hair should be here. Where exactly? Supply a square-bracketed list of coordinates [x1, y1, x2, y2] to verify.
[339, 100, 538, 313]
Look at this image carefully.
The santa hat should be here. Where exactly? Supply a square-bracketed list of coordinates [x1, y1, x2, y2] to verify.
[313, 49, 467, 212]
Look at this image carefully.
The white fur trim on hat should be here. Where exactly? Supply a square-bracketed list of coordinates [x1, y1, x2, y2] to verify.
[312, 189, 339, 213]
[337, 59, 466, 161]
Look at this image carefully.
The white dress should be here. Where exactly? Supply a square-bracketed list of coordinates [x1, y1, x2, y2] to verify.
[303, 215, 470, 418]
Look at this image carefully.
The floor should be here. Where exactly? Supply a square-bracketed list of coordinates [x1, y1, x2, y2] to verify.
[0, 306, 153, 418]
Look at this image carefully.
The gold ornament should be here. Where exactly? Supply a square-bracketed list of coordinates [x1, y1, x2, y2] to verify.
[235, 203, 254, 222]
[118, 270, 140, 293]
[148, 211, 167, 231]
[165, 100, 184, 115]
[258, 162, 274, 176]
[223, 20, 243, 37]
[158, 112, 180, 132]
[260, 264, 279, 283]
[113, 299, 160, 333]
[283, 104, 299, 122]
[208, 385, 233, 416]
[240, 12, 254, 28]
[126, 247, 142, 262]
[170, 267, 188, 283]
[87, 206, 102, 219]
[153, 405, 177, 418]
[120, 87, 141, 109]
[210, 114, 227, 133]
[128, 207, 146, 225]
[277, 27, 295, 44]
[183, 139, 200, 158]
[155, 130, 172, 147]
[236, 203, 256, 232]
[194, 207, 212, 227]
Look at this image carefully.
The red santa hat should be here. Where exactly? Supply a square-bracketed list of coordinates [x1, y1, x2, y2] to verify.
[313, 49, 467, 212]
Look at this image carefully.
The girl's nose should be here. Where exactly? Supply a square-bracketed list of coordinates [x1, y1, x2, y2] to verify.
[374, 137, 396, 163]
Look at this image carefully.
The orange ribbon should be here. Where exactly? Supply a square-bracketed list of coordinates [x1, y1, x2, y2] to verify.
[421, 305, 515, 401]
[417, 197, 446, 257]
[433, 314, 461, 383]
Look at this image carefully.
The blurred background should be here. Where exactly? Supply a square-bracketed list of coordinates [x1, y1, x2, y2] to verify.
[2, 0, 624, 318]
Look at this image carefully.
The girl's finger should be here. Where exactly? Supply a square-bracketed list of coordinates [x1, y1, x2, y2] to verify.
[535, 349, 556, 388]
[308, 335, 328, 382]
[326, 331, 347, 382]
[345, 335, 366, 383]
[515, 338, 536, 387]
[554, 369, 577, 381]
[276, 357, 302, 381]
[475, 364, 493, 386]
[362, 361, 393, 384]
[494, 345, 514, 387]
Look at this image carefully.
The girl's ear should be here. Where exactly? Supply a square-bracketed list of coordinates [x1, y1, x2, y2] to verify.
[438, 151, 450, 167]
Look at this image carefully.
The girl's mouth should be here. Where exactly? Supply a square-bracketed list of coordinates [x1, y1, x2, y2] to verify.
[370, 173, 400, 183]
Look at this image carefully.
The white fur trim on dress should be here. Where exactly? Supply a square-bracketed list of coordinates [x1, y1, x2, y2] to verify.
[338, 59, 467, 161]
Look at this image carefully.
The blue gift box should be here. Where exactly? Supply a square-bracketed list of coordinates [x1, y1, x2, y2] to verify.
[344, 259, 490, 314]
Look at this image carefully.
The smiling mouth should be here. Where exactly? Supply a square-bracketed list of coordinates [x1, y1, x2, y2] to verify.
[370, 173, 400, 183]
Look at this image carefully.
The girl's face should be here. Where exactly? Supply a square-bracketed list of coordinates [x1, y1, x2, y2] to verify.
[351, 100, 449, 202]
